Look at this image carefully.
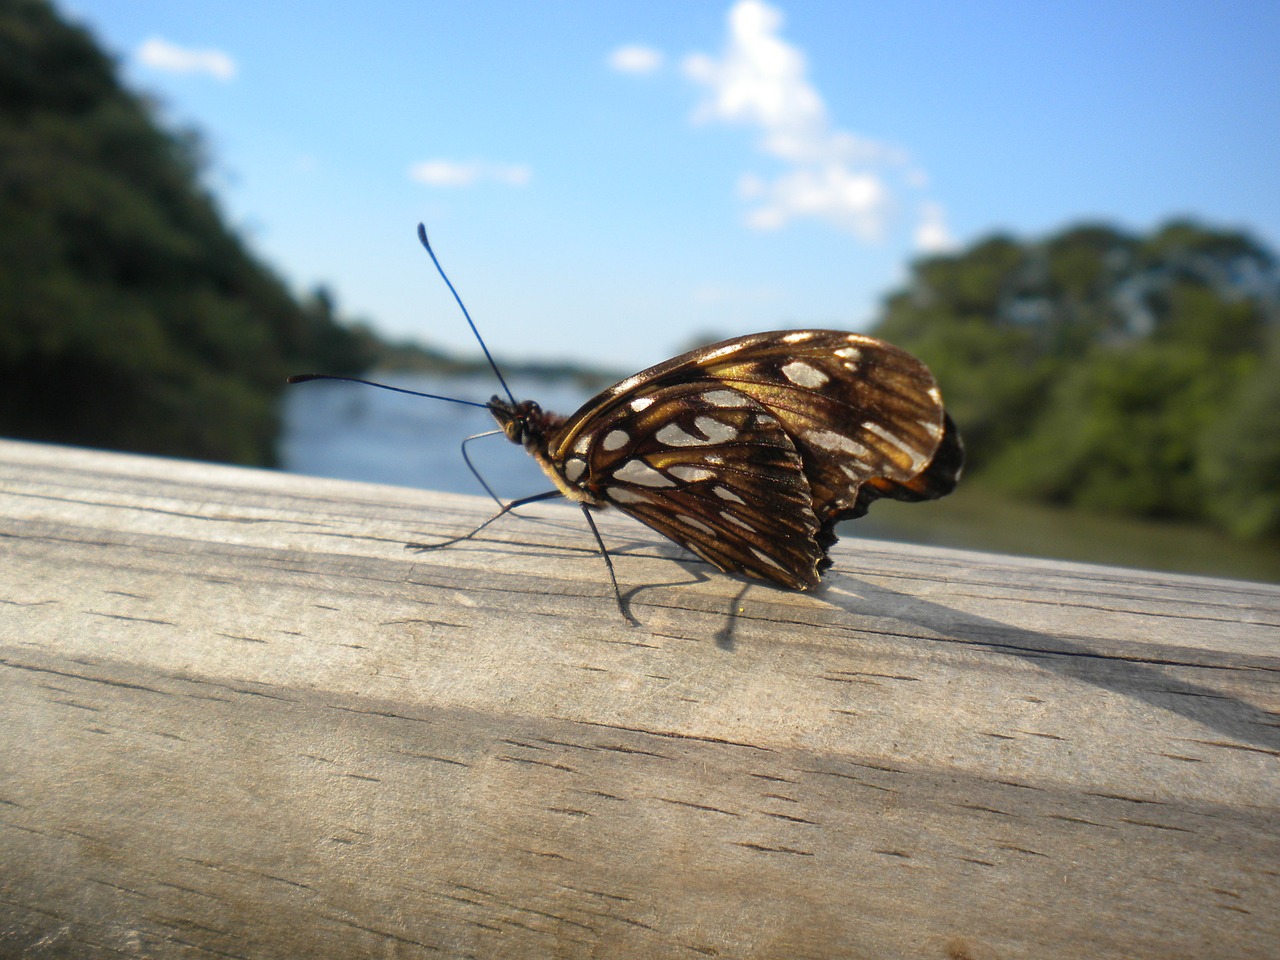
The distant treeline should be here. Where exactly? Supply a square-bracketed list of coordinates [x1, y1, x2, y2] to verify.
[0, 0, 379, 466]
[377, 338, 626, 394]
[871, 221, 1280, 539]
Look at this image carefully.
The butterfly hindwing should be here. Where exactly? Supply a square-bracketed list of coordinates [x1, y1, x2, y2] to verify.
[547, 381, 825, 588]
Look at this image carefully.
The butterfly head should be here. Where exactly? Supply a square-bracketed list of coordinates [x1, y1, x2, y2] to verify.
[488, 397, 544, 447]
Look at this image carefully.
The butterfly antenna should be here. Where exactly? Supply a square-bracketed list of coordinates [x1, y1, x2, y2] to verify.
[417, 223, 517, 407]
[286, 374, 489, 408]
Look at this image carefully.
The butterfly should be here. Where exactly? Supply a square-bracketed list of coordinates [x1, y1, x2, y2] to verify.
[291, 226, 963, 619]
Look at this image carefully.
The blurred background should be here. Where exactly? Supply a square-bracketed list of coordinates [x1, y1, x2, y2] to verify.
[3, 0, 1278, 581]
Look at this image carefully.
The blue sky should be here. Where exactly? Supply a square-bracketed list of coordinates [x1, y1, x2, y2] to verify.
[65, 0, 1280, 369]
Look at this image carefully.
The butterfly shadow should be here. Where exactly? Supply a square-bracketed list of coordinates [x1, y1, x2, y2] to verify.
[597, 547, 722, 633]
[820, 574, 1279, 754]
[712, 582, 755, 652]
[610, 549, 753, 650]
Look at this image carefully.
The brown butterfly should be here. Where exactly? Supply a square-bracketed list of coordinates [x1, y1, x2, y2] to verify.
[291, 227, 963, 619]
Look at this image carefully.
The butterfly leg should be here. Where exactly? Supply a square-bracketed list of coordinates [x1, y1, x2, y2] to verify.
[407, 489, 564, 551]
[578, 505, 637, 626]
[459, 429, 506, 508]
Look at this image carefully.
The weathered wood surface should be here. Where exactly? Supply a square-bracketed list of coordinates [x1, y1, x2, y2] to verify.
[1, 437, 1277, 959]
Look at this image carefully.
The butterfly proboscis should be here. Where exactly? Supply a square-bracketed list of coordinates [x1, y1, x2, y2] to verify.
[290, 225, 964, 623]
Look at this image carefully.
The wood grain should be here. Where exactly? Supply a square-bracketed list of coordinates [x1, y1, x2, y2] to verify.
[1, 437, 1277, 959]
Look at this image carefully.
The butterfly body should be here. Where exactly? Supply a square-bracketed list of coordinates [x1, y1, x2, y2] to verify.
[485, 329, 964, 591]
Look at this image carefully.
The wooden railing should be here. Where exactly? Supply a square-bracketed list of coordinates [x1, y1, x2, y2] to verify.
[2, 437, 1277, 958]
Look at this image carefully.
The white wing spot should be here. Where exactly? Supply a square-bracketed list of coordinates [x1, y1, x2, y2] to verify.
[750, 546, 790, 573]
[704, 389, 750, 408]
[677, 514, 716, 535]
[782, 331, 815, 343]
[613, 459, 676, 487]
[668, 465, 715, 483]
[928, 386, 942, 403]
[656, 423, 704, 447]
[713, 486, 745, 504]
[607, 487, 649, 504]
[655, 418, 738, 446]
[572, 433, 592, 456]
[693, 417, 738, 443]
[781, 360, 829, 388]
[919, 417, 944, 439]
[603, 429, 630, 451]
[834, 346, 862, 360]
[630, 396, 655, 413]
[564, 458, 586, 482]
[720, 511, 756, 532]
[863, 421, 928, 470]
[806, 429, 870, 458]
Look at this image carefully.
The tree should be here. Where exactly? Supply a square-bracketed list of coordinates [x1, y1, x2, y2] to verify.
[870, 218, 1280, 538]
[0, 0, 376, 465]
[1199, 344, 1280, 538]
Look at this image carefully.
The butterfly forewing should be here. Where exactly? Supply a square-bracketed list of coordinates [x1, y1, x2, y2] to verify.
[692, 331, 950, 522]
[547, 380, 826, 588]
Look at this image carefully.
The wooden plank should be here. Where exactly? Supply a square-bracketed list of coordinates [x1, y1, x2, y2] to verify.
[1, 437, 1277, 959]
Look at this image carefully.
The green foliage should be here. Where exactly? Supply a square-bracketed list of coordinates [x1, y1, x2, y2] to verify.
[985, 344, 1229, 517]
[1199, 345, 1280, 538]
[0, 0, 377, 466]
[873, 218, 1280, 539]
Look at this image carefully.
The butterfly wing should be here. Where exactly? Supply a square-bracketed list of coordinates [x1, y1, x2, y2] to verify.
[547, 380, 825, 588]
[542, 330, 962, 588]
[577, 330, 961, 512]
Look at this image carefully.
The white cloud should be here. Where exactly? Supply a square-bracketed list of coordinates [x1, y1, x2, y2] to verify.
[683, 1, 822, 143]
[914, 201, 956, 253]
[409, 160, 532, 188]
[741, 165, 888, 239]
[136, 37, 236, 81]
[609, 45, 663, 75]
[684, 1, 941, 244]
